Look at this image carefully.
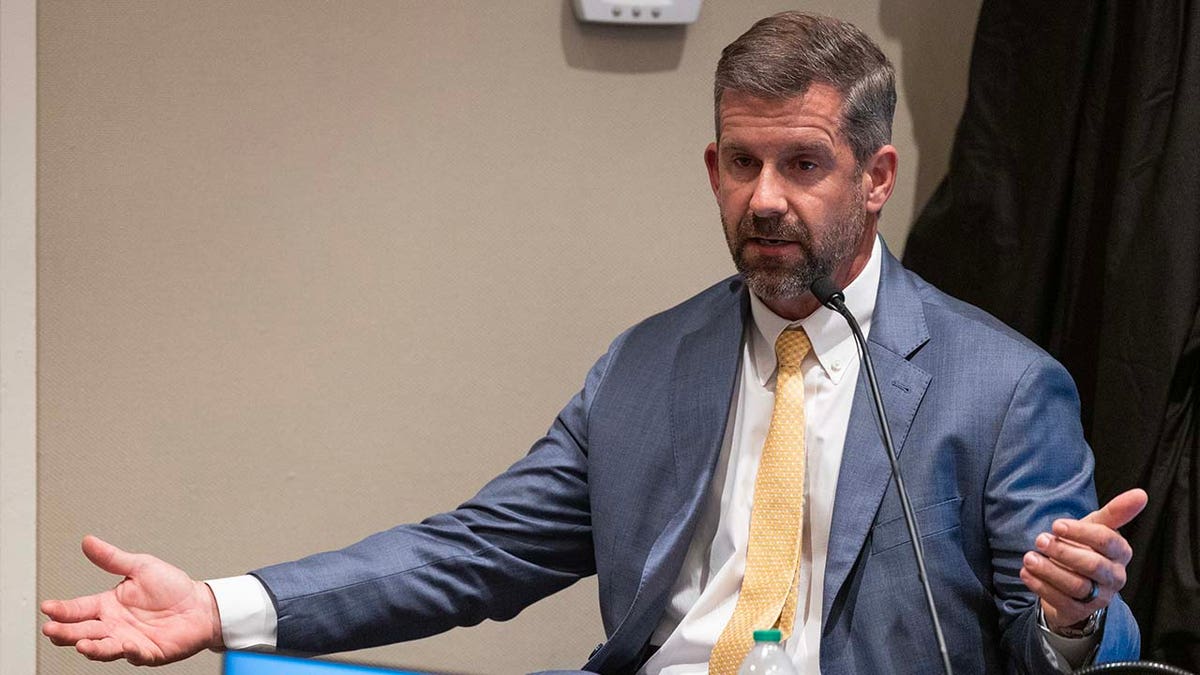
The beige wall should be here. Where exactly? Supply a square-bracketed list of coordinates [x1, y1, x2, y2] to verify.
[2, 0, 38, 672]
[37, 2, 981, 673]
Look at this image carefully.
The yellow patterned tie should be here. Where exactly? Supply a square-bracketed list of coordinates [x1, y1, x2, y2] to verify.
[708, 327, 811, 674]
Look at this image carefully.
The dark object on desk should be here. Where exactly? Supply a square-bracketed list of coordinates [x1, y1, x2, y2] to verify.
[1075, 661, 1196, 675]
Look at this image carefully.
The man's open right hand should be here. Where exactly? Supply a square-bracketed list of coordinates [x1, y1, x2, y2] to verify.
[41, 535, 223, 666]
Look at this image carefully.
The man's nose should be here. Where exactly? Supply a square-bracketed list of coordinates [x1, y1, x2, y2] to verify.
[748, 167, 787, 218]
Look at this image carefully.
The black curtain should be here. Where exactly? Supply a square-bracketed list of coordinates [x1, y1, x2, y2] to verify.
[903, 1, 1200, 668]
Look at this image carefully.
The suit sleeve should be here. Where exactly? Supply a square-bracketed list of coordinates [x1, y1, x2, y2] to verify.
[984, 355, 1139, 671]
[249, 331, 629, 655]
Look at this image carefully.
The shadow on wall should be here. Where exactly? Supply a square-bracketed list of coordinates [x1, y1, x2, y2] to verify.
[560, 0, 688, 73]
[878, 0, 983, 222]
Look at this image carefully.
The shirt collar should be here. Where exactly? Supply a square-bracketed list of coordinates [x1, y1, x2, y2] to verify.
[748, 235, 882, 386]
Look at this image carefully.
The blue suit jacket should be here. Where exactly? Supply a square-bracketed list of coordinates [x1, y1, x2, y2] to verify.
[254, 250, 1139, 673]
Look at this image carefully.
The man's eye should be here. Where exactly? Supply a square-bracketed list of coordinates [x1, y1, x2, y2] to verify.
[731, 156, 757, 169]
[796, 160, 817, 171]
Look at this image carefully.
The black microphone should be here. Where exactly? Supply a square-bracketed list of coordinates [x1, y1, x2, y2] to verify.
[810, 276, 954, 675]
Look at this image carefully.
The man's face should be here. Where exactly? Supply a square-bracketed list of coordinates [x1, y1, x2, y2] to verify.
[705, 85, 888, 318]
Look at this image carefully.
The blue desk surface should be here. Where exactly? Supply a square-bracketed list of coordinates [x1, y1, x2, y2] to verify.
[224, 651, 427, 675]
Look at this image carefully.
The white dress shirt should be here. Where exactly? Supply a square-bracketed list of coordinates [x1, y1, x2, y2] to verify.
[207, 236, 1095, 669]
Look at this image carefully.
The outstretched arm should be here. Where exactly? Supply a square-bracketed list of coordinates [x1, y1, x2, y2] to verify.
[41, 535, 223, 666]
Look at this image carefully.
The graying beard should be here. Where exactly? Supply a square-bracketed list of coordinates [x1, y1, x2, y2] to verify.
[739, 262, 829, 301]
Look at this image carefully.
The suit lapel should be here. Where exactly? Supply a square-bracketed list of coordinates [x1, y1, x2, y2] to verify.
[668, 289, 749, 500]
[587, 279, 749, 672]
[822, 251, 932, 625]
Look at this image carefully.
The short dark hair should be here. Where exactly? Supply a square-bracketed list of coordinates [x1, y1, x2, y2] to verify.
[714, 12, 896, 165]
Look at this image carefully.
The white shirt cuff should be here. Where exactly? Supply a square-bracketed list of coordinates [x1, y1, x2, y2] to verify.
[205, 575, 278, 651]
[1037, 607, 1101, 672]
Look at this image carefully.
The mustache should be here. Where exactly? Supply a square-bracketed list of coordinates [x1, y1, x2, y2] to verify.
[737, 214, 810, 243]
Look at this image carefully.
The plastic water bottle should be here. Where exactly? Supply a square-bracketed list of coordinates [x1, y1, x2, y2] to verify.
[736, 629, 799, 675]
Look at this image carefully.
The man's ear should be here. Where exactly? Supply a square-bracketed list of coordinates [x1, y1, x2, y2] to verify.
[860, 144, 898, 214]
[704, 142, 720, 196]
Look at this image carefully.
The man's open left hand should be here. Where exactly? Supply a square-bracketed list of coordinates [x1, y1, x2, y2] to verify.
[1019, 488, 1148, 632]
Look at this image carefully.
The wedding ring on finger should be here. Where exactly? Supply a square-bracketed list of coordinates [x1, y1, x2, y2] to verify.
[1075, 578, 1099, 603]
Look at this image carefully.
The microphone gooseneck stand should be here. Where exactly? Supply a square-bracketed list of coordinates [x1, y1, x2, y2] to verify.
[809, 276, 954, 675]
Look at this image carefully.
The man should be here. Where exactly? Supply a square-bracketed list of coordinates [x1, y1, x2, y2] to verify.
[43, 12, 1145, 674]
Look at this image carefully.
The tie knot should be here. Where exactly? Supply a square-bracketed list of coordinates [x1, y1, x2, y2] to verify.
[775, 328, 811, 371]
